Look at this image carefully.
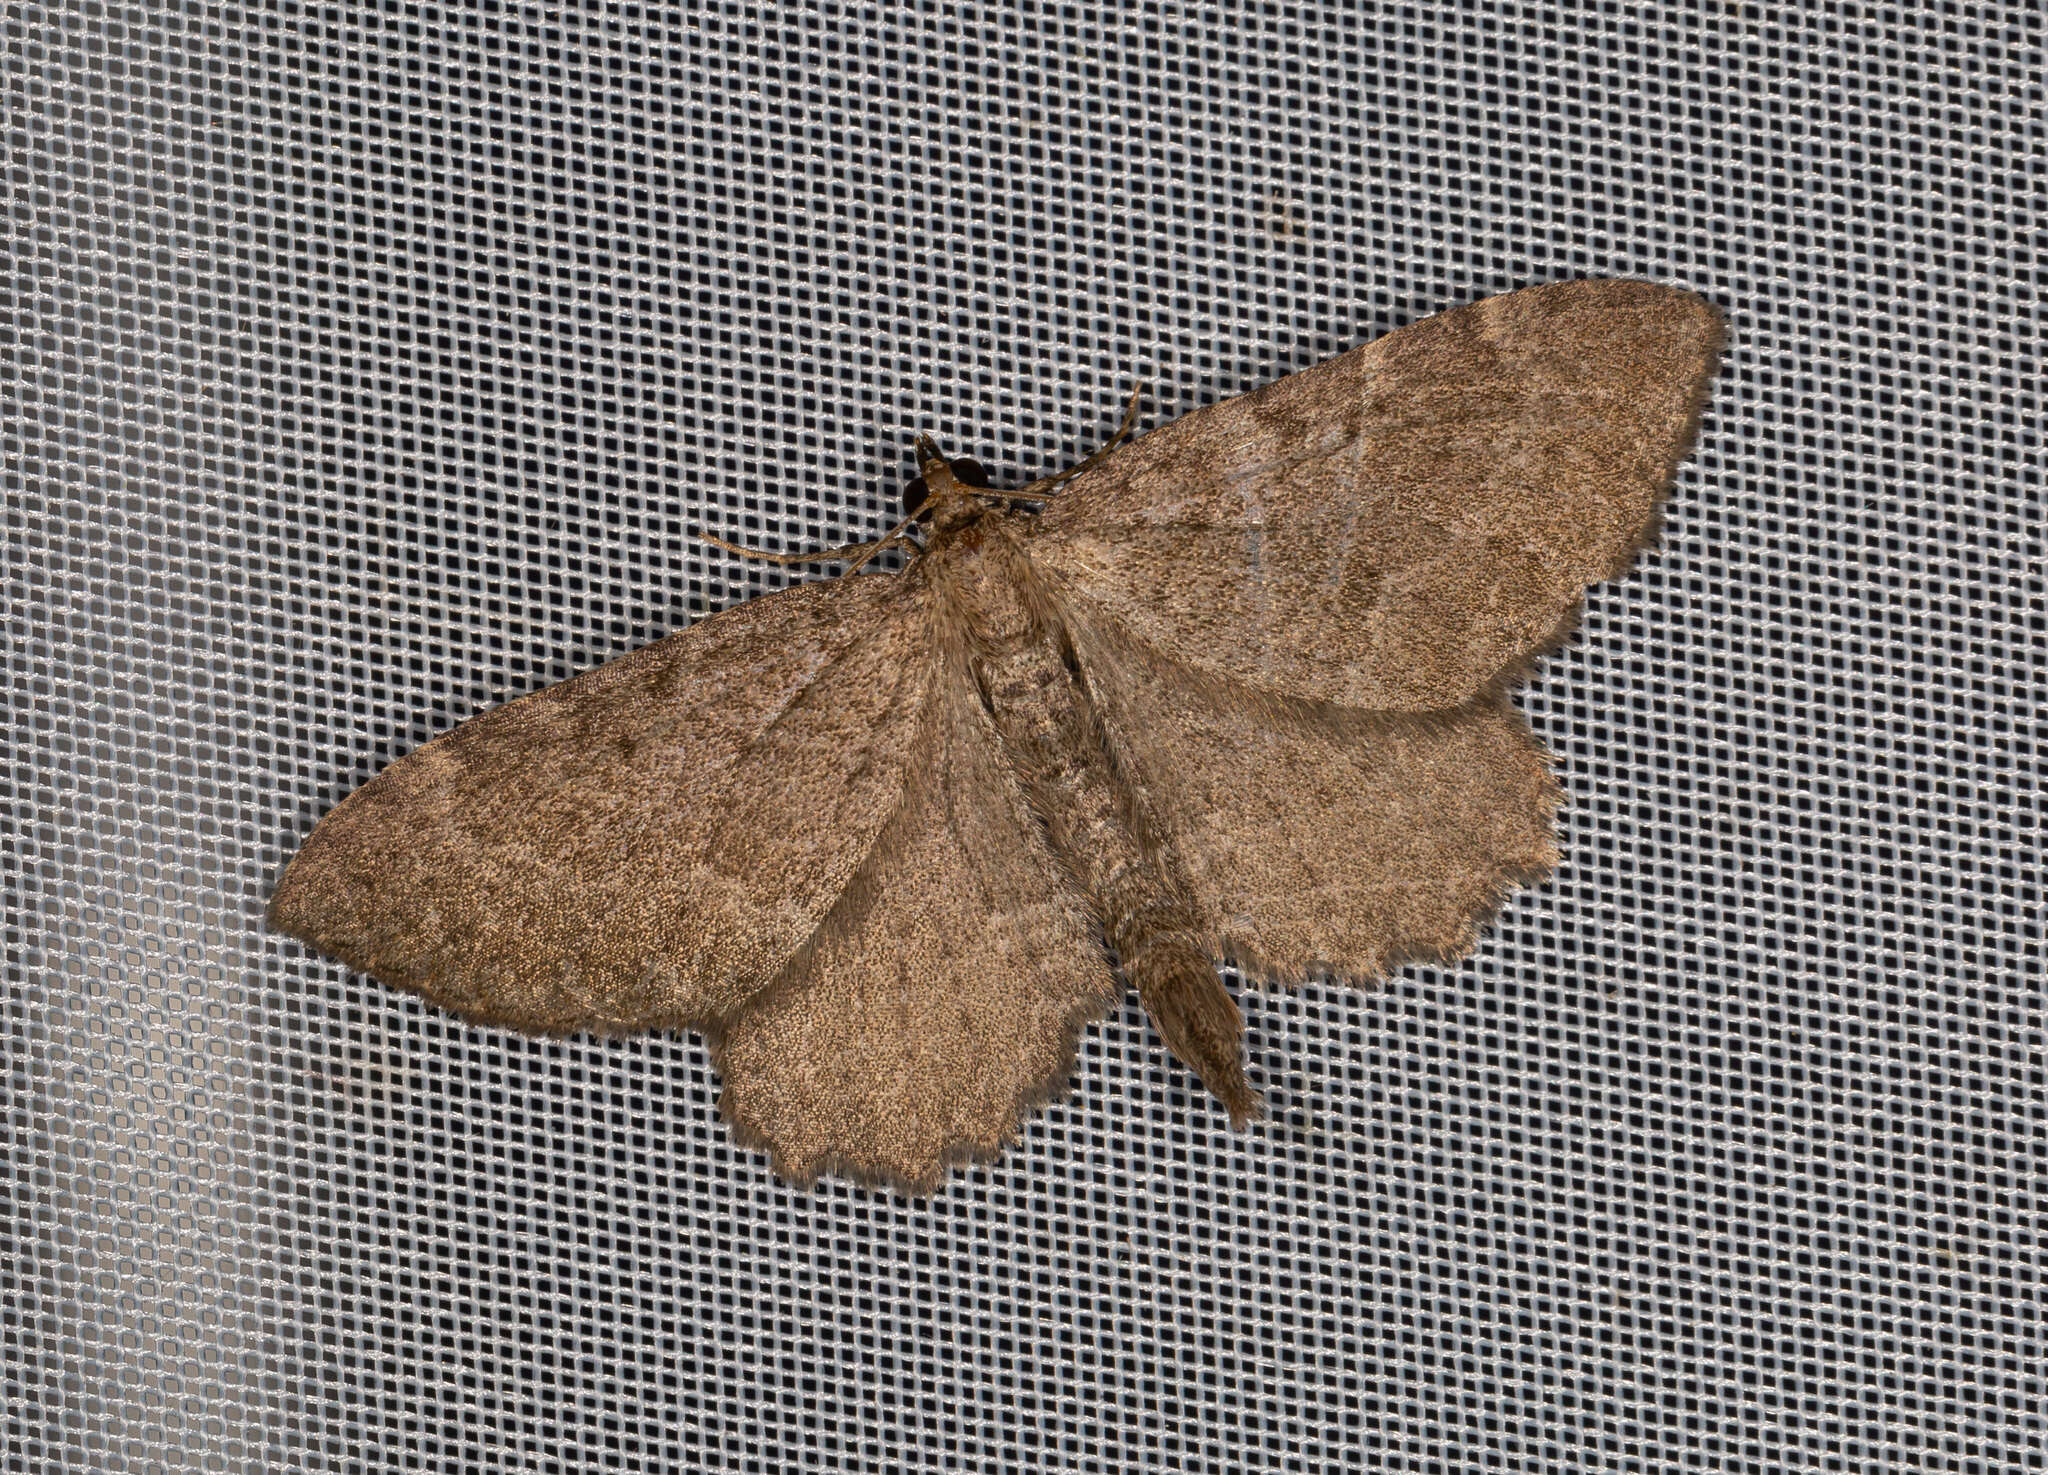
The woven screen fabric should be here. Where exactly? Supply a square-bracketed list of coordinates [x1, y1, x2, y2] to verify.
[7, 3, 2042, 1470]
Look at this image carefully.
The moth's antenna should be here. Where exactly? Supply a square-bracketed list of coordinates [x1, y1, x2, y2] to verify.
[1006, 381, 1147, 502]
[693, 528, 911, 568]
[694, 446, 942, 570]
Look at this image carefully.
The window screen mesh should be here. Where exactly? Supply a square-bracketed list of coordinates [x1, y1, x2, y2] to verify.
[6, 4, 2042, 1471]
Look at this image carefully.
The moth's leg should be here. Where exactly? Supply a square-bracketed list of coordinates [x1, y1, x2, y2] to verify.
[1005, 382, 1147, 502]
[845, 507, 930, 572]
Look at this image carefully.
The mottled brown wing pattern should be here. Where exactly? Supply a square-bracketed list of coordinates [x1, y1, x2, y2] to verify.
[1030, 279, 1723, 711]
[712, 637, 1122, 1192]
[271, 279, 1721, 1194]
[269, 573, 932, 1035]
[1060, 605, 1560, 986]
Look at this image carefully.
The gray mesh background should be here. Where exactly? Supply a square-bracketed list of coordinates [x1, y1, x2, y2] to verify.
[6, 3, 2043, 1470]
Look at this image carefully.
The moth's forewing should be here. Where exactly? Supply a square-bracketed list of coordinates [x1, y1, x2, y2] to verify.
[1029, 279, 1723, 710]
[272, 571, 934, 1034]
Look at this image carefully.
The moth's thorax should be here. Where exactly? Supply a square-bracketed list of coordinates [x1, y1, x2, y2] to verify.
[924, 512, 1049, 649]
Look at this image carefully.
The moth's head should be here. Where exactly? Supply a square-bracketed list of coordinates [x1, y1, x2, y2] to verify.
[905, 433, 992, 531]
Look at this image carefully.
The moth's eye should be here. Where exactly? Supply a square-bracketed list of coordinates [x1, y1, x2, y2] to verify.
[901, 457, 993, 517]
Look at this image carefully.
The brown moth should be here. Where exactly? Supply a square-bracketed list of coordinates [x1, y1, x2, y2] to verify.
[270, 279, 1722, 1194]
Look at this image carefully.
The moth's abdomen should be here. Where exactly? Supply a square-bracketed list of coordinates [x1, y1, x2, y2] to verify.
[1123, 931, 1259, 1125]
[948, 537, 1257, 1119]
